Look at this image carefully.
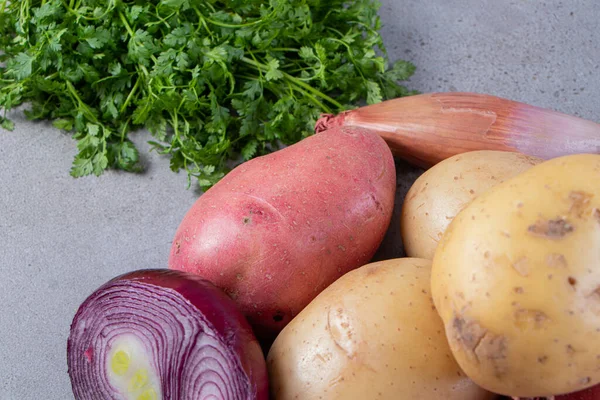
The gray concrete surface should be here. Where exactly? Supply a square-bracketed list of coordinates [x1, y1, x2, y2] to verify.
[1, 1, 599, 398]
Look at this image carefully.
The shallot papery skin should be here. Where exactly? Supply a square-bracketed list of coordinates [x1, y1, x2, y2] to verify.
[67, 269, 268, 400]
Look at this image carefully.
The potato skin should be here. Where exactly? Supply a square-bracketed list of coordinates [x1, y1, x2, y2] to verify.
[169, 126, 396, 344]
[267, 258, 495, 400]
[431, 154, 600, 397]
[401, 150, 542, 260]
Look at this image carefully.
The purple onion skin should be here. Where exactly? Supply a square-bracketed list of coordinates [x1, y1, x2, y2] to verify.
[67, 269, 269, 400]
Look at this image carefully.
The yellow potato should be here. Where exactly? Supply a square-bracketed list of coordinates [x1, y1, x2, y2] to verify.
[431, 154, 600, 397]
[267, 258, 494, 400]
[401, 150, 542, 259]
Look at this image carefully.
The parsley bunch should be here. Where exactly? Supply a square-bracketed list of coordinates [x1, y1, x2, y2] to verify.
[0, 0, 415, 189]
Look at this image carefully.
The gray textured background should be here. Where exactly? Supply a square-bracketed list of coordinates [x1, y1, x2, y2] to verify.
[1, 1, 599, 398]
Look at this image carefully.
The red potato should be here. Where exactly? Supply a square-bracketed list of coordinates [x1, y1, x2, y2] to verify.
[169, 126, 396, 346]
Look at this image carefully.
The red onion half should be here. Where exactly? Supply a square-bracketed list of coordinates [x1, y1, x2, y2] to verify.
[67, 269, 268, 400]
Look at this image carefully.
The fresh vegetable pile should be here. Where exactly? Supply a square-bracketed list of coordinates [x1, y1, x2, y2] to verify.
[67, 91, 600, 399]
[31, 0, 598, 395]
[0, 0, 415, 189]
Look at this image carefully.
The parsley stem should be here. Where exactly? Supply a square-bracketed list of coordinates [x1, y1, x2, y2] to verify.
[191, 8, 214, 39]
[202, 16, 263, 28]
[193, 5, 278, 29]
[65, 81, 99, 124]
[349, 20, 381, 38]
[120, 77, 140, 114]
[147, 8, 175, 29]
[118, 11, 135, 37]
[247, 48, 299, 54]
[284, 72, 342, 110]
[120, 118, 130, 142]
[327, 37, 366, 81]
[291, 86, 331, 113]
[240, 57, 343, 110]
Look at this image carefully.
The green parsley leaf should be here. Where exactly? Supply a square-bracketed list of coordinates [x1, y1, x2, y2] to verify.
[9, 53, 35, 80]
[1, 118, 15, 131]
[128, 30, 157, 66]
[387, 60, 417, 82]
[52, 119, 74, 131]
[366, 80, 383, 105]
[265, 58, 284, 82]
[241, 140, 258, 161]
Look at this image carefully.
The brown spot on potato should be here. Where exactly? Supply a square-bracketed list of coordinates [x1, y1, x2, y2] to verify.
[546, 253, 568, 268]
[568, 191, 594, 218]
[517, 153, 543, 166]
[581, 377, 592, 385]
[511, 257, 529, 277]
[594, 208, 600, 224]
[174, 241, 181, 254]
[327, 307, 355, 359]
[365, 265, 379, 276]
[451, 314, 507, 376]
[538, 355, 548, 364]
[514, 287, 524, 294]
[568, 276, 577, 286]
[527, 217, 574, 239]
[514, 309, 549, 329]
[567, 344, 576, 356]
